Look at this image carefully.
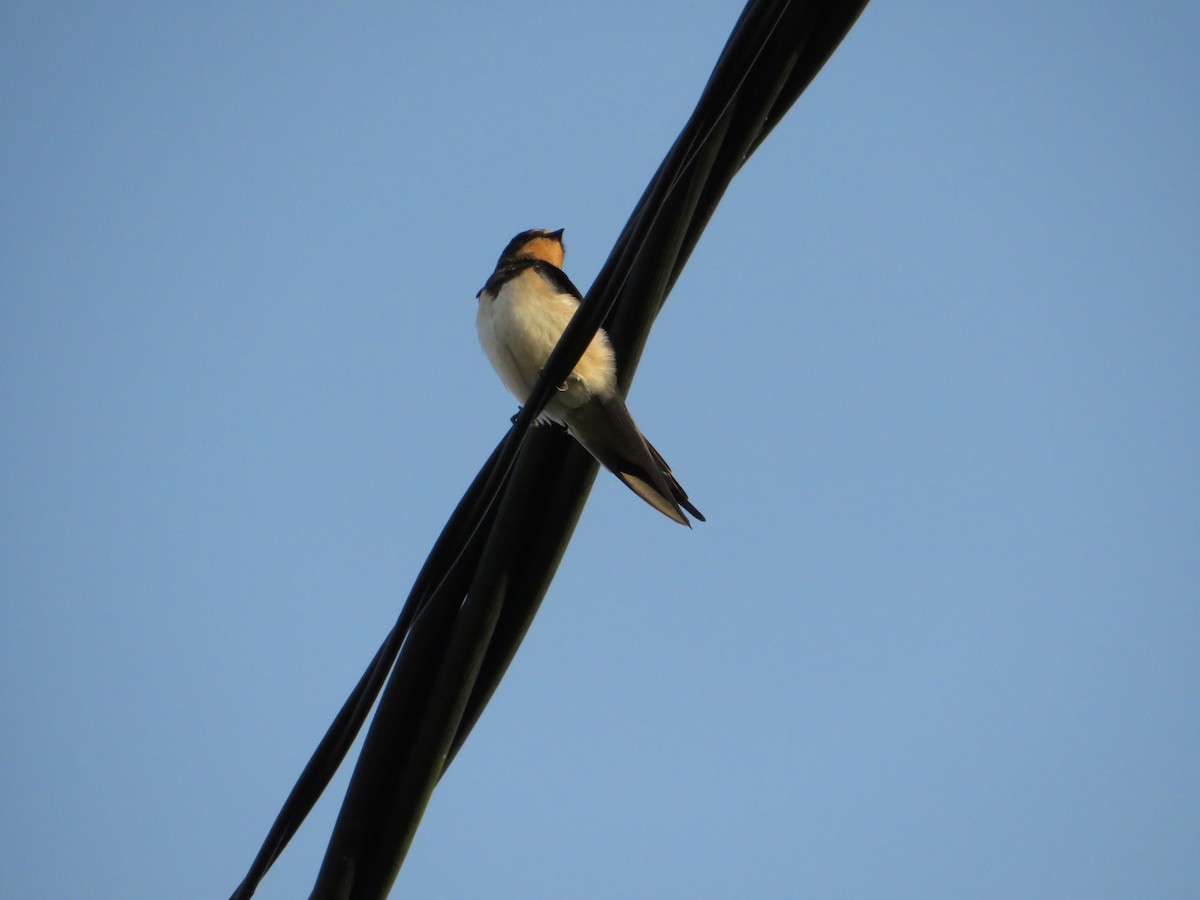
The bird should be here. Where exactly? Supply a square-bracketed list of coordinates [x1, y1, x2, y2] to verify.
[476, 228, 704, 526]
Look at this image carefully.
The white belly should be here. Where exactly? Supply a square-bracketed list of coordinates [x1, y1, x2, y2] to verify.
[477, 273, 617, 416]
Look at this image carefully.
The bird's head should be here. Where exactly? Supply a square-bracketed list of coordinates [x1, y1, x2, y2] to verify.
[496, 228, 565, 269]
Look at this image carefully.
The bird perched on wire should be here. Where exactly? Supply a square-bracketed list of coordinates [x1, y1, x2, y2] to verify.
[476, 228, 703, 526]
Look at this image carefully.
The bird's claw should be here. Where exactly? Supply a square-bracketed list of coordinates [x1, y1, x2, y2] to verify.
[536, 367, 570, 392]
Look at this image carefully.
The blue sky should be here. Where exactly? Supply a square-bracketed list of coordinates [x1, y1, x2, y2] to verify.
[3, 2, 1198, 897]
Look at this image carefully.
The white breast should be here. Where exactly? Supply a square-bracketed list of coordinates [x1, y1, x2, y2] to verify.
[476, 269, 618, 416]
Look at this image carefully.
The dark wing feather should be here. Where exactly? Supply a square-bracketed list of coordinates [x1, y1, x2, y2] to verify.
[566, 394, 700, 526]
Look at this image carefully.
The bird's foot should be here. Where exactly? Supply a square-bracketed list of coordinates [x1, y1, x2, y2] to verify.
[536, 367, 570, 392]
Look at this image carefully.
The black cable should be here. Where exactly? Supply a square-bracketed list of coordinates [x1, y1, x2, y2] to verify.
[229, 2, 870, 896]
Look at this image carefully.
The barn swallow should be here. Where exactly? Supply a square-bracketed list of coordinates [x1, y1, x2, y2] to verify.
[476, 228, 703, 526]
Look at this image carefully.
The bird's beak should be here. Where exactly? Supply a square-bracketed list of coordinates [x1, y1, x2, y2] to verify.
[549, 228, 565, 241]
